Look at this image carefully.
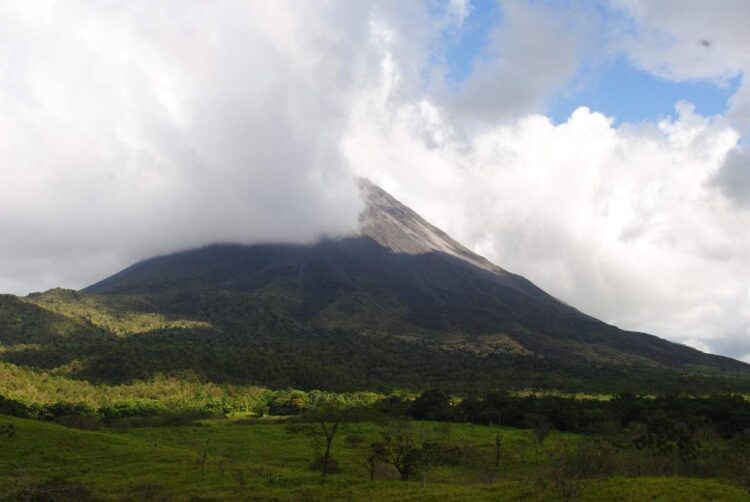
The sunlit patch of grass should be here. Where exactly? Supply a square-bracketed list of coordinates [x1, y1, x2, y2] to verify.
[23, 288, 211, 336]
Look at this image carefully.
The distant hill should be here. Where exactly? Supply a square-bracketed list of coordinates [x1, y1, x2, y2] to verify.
[2, 180, 749, 393]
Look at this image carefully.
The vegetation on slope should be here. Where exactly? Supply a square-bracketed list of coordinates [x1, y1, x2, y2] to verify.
[2, 289, 750, 394]
[24, 288, 210, 335]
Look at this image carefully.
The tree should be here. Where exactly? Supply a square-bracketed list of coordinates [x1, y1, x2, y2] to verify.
[370, 422, 457, 482]
[495, 433, 502, 469]
[318, 414, 339, 477]
[360, 448, 379, 481]
[527, 414, 552, 449]
[410, 389, 452, 421]
[371, 424, 422, 481]
[546, 441, 584, 502]
[286, 402, 372, 477]
[625, 412, 700, 461]
[729, 431, 750, 494]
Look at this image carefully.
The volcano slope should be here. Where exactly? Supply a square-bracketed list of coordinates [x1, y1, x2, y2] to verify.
[3, 179, 749, 393]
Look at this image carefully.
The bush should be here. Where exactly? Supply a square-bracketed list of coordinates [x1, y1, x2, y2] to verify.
[267, 392, 307, 416]
[546, 442, 585, 502]
[110, 411, 218, 429]
[344, 434, 366, 448]
[309, 454, 342, 475]
[410, 389, 452, 421]
[374, 395, 412, 416]
[98, 402, 165, 422]
[0, 396, 31, 418]
[1, 477, 100, 502]
[0, 422, 15, 437]
[39, 402, 97, 422]
[118, 482, 172, 502]
[53, 415, 102, 431]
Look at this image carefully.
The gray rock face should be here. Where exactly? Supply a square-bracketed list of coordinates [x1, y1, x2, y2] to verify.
[357, 178, 505, 274]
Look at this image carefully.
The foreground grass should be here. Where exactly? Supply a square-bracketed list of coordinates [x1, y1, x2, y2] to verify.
[0, 414, 747, 501]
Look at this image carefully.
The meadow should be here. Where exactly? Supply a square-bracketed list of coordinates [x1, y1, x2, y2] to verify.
[1, 413, 748, 501]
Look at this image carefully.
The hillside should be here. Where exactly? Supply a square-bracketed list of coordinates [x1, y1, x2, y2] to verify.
[1, 180, 749, 392]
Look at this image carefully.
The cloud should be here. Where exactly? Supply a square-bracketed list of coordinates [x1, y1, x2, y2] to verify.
[438, 0, 584, 122]
[0, 0, 584, 295]
[708, 333, 750, 364]
[345, 77, 749, 358]
[1, 0, 750, 362]
[712, 147, 750, 206]
[337, 1, 750, 360]
[0, 1, 398, 293]
[611, 0, 750, 132]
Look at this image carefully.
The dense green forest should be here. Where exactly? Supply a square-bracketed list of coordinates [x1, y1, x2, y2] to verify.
[3, 289, 750, 395]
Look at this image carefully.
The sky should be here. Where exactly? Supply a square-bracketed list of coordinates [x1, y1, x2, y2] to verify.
[1, 1, 750, 361]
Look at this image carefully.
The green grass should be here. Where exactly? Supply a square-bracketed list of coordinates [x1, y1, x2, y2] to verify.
[0, 415, 747, 501]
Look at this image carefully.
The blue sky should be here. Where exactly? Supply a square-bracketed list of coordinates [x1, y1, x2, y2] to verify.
[548, 57, 741, 125]
[438, 0, 501, 83]
[438, 0, 742, 125]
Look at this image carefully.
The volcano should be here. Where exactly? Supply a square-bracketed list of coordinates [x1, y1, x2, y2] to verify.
[65, 179, 749, 392]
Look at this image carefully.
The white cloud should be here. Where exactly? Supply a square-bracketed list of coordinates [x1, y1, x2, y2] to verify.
[344, 80, 750, 359]
[438, 0, 584, 122]
[611, 0, 750, 132]
[1, 0, 750, 362]
[0, 0, 583, 295]
[712, 146, 750, 206]
[337, 0, 750, 360]
[0, 0, 392, 293]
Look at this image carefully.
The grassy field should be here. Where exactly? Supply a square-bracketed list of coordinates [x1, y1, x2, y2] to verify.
[0, 414, 748, 501]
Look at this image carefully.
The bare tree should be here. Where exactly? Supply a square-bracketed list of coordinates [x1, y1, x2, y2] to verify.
[370, 422, 456, 482]
[360, 449, 379, 481]
[526, 414, 552, 450]
[495, 433, 502, 469]
[546, 441, 585, 502]
[370, 424, 422, 481]
[286, 402, 372, 477]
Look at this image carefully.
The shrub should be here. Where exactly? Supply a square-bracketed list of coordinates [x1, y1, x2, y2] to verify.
[344, 434, 366, 448]
[267, 392, 307, 416]
[0, 422, 15, 437]
[309, 454, 342, 475]
[546, 442, 585, 502]
[0, 396, 31, 418]
[39, 402, 97, 422]
[110, 411, 217, 429]
[53, 415, 102, 431]
[1, 477, 100, 502]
